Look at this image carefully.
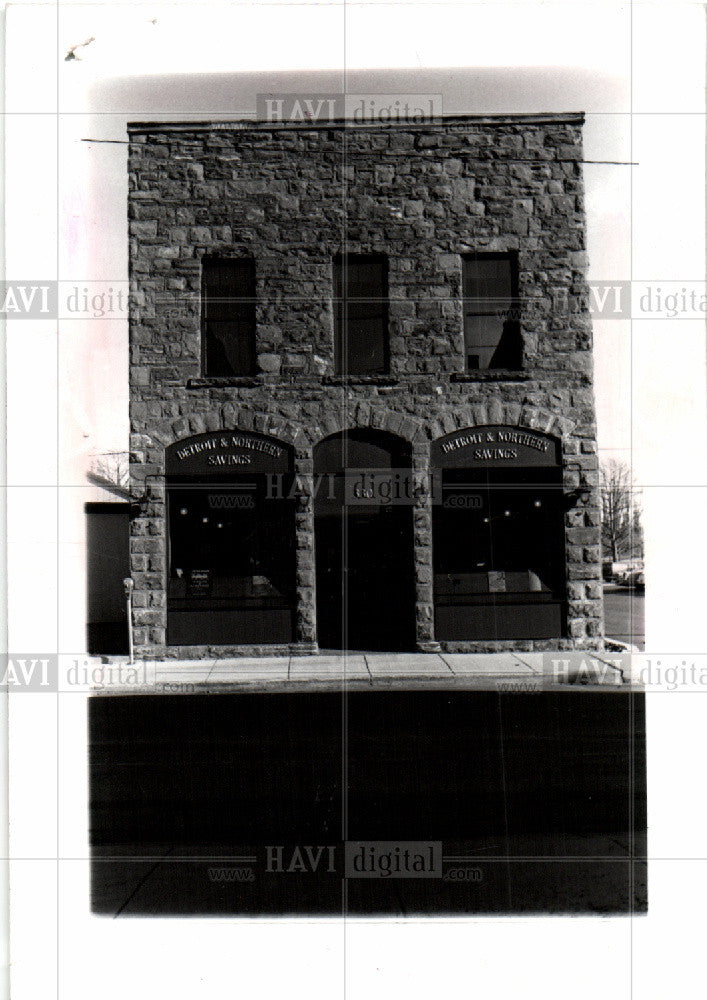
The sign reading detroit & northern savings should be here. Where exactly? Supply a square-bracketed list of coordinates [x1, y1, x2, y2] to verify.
[431, 425, 560, 468]
[166, 432, 293, 475]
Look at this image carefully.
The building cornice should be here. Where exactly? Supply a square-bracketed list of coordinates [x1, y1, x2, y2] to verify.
[127, 112, 586, 135]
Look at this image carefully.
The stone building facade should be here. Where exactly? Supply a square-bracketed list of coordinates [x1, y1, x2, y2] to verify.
[127, 113, 603, 659]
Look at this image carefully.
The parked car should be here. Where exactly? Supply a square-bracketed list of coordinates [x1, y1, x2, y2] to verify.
[615, 561, 645, 591]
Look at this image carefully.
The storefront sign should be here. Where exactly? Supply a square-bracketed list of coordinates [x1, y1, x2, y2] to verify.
[188, 568, 211, 596]
[166, 431, 293, 476]
[431, 425, 560, 468]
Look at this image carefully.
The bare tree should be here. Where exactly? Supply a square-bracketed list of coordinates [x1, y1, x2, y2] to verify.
[89, 451, 130, 490]
[600, 459, 643, 563]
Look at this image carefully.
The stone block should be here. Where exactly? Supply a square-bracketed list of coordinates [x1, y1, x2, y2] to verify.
[258, 353, 282, 373]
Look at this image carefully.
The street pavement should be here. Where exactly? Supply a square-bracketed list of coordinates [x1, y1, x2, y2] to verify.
[603, 584, 645, 649]
[91, 687, 647, 916]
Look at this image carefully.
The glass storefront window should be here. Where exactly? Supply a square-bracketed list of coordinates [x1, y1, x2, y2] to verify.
[166, 475, 295, 645]
[433, 467, 566, 640]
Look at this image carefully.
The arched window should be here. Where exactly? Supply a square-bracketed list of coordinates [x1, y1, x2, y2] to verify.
[165, 430, 295, 645]
[431, 426, 565, 640]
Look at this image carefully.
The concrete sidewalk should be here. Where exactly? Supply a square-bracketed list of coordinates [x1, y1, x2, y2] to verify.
[91, 650, 634, 695]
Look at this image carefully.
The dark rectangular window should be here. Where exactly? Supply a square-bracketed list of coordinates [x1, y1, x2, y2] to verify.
[462, 253, 521, 370]
[333, 253, 389, 376]
[202, 257, 256, 377]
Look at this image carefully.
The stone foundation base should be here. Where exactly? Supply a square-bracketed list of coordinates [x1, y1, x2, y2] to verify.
[134, 638, 605, 659]
[439, 639, 604, 654]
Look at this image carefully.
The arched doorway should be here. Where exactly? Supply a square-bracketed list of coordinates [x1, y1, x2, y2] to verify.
[165, 430, 296, 645]
[314, 429, 416, 651]
[431, 426, 566, 641]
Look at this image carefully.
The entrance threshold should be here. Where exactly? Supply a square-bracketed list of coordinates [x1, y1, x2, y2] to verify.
[89, 651, 633, 695]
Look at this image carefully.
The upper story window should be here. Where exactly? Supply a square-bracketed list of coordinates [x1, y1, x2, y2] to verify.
[462, 253, 521, 370]
[201, 257, 256, 377]
[333, 253, 389, 376]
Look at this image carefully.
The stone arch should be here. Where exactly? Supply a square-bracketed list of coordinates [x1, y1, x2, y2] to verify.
[149, 403, 302, 451]
[160, 418, 299, 649]
[429, 419, 568, 645]
[308, 407, 425, 449]
[426, 402, 574, 444]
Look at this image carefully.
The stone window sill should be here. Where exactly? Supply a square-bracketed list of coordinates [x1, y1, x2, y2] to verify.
[322, 375, 398, 386]
[176, 371, 581, 389]
[186, 376, 261, 388]
[450, 371, 531, 383]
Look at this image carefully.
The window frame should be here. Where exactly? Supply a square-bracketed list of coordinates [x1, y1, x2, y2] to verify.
[461, 252, 522, 372]
[333, 252, 390, 377]
[201, 255, 257, 378]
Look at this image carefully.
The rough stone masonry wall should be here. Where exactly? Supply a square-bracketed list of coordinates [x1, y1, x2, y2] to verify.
[127, 116, 602, 657]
